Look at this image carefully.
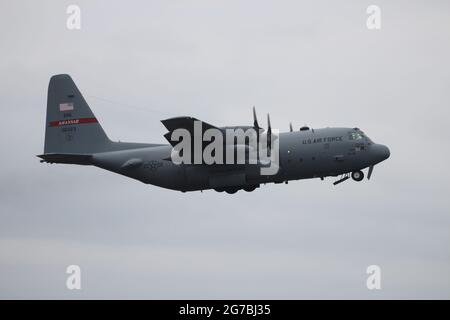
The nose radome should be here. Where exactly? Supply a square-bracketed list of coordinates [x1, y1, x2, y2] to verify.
[381, 144, 390, 160]
[373, 144, 390, 162]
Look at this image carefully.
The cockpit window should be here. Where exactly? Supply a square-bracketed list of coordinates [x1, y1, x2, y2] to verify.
[349, 132, 364, 140]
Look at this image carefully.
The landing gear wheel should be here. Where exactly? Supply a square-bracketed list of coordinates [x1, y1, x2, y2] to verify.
[243, 186, 257, 192]
[351, 170, 364, 182]
[225, 188, 239, 194]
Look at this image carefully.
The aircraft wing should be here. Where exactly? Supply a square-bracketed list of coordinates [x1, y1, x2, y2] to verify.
[161, 116, 261, 167]
[161, 116, 222, 146]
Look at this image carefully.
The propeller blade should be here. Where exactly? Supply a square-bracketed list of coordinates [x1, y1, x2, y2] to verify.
[367, 165, 374, 180]
[253, 106, 261, 161]
[289, 122, 293, 132]
[267, 113, 272, 155]
[253, 106, 261, 129]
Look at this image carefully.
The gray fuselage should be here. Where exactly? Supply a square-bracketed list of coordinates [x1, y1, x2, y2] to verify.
[90, 127, 390, 192]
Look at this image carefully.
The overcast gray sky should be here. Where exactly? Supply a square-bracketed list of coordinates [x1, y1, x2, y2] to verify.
[0, 0, 449, 299]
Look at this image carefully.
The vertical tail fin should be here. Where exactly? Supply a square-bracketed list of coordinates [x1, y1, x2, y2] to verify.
[43, 74, 111, 154]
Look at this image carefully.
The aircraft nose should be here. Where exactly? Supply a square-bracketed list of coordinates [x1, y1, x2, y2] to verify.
[372, 144, 390, 162]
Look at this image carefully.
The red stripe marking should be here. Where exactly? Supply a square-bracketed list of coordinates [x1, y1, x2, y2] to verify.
[49, 117, 98, 127]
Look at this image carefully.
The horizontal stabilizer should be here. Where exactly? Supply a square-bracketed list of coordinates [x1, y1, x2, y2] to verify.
[37, 153, 93, 165]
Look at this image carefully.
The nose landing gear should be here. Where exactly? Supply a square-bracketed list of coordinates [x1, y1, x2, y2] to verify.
[333, 170, 365, 185]
[351, 170, 364, 181]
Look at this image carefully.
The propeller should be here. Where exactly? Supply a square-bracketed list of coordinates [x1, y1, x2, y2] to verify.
[289, 122, 293, 132]
[267, 113, 272, 156]
[253, 106, 261, 130]
[253, 106, 262, 161]
[252, 107, 273, 159]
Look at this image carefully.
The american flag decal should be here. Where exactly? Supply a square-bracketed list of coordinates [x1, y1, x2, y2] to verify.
[59, 102, 74, 112]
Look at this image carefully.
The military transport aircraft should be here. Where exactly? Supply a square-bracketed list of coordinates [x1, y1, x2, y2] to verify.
[38, 74, 390, 194]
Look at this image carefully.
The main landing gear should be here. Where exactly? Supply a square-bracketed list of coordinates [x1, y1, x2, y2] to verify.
[214, 185, 258, 194]
[214, 187, 239, 194]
